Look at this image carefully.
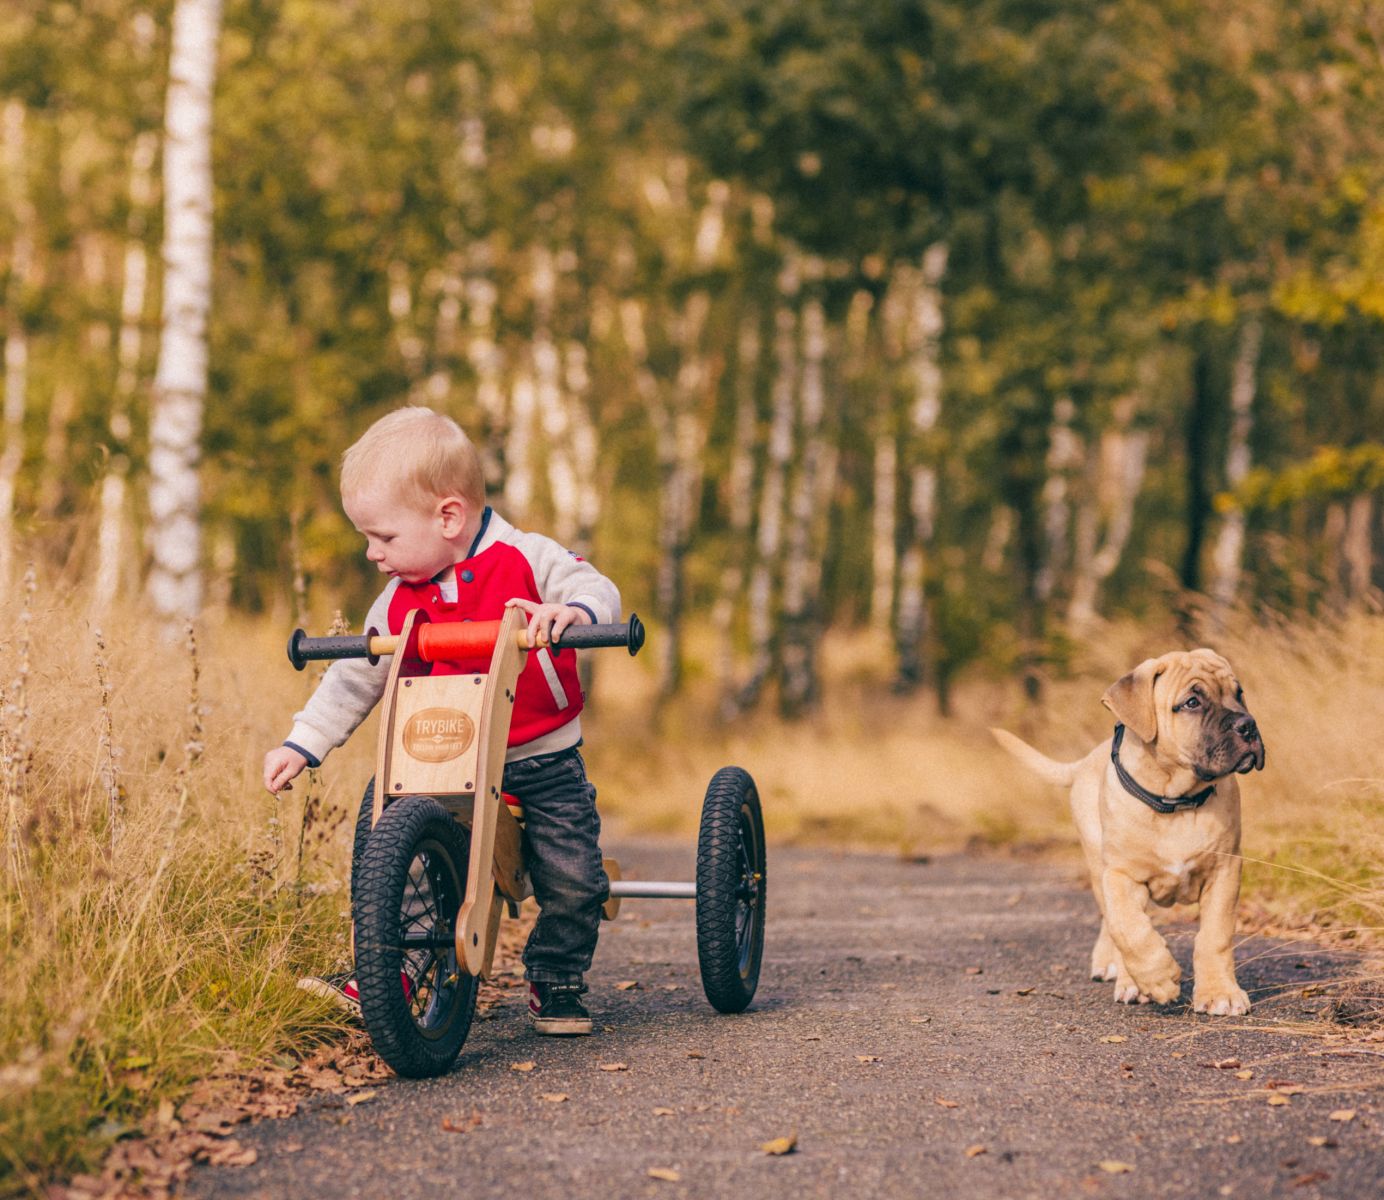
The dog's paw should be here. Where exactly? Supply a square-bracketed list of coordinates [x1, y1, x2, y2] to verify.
[1144, 976, 1182, 1005]
[1193, 986, 1250, 1017]
[1113, 983, 1151, 1004]
[1091, 960, 1119, 982]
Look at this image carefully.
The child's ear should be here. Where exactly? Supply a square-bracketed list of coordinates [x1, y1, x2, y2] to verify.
[436, 496, 468, 536]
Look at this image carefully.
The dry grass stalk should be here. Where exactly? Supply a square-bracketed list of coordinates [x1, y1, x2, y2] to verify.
[2, 564, 35, 880]
[92, 628, 124, 852]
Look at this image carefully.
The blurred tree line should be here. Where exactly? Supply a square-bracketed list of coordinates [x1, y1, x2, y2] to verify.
[1, 0, 1382, 716]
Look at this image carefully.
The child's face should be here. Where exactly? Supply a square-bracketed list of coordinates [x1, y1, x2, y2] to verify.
[342, 486, 466, 584]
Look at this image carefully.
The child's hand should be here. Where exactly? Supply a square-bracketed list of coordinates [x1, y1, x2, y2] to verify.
[504, 598, 591, 649]
[264, 745, 308, 795]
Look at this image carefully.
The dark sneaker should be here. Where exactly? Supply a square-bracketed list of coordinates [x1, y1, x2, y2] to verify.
[528, 983, 593, 1036]
[298, 971, 361, 1017]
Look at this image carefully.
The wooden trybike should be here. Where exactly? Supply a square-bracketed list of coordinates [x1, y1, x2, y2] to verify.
[287, 607, 767, 1078]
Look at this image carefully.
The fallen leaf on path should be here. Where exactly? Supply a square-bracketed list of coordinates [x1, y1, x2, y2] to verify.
[761, 1132, 798, 1156]
[856, 1055, 882, 1063]
[910, 1016, 932, 1024]
[1306, 1137, 1336, 1148]
[1016, 987, 1035, 996]
[199, 1140, 258, 1168]
[1292, 1172, 1331, 1187]
[1268, 1094, 1290, 1106]
[1235, 1070, 1253, 1080]
[510, 1061, 537, 1073]
[440, 1110, 483, 1134]
[599, 1062, 629, 1072]
[1225, 1135, 1243, 1145]
[1098, 1160, 1134, 1174]
[964, 1145, 987, 1158]
[653, 1107, 675, 1116]
[345, 1090, 377, 1106]
[280, 1142, 303, 1153]
[1205, 1058, 1241, 1069]
[1171, 1052, 1185, 1059]
[687, 1051, 706, 1059]
[647, 1167, 681, 1182]
[965, 967, 983, 975]
[541, 1093, 568, 1104]
[1328, 1110, 1356, 1122]
[615, 980, 640, 991]
[935, 1098, 959, 1109]
[1099, 1035, 1127, 1044]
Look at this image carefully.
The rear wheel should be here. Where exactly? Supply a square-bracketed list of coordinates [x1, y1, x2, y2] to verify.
[353, 795, 477, 1077]
[695, 767, 766, 1013]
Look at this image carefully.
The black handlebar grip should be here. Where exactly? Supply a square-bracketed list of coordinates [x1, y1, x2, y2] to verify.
[287, 629, 373, 671]
[551, 613, 646, 656]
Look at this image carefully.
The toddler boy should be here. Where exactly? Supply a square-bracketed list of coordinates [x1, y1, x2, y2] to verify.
[263, 406, 620, 1035]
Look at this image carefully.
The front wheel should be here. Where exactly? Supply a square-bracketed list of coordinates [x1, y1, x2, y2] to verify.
[353, 795, 478, 1077]
[695, 767, 766, 1013]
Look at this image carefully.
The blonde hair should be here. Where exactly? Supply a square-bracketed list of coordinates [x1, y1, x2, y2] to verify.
[341, 406, 485, 510]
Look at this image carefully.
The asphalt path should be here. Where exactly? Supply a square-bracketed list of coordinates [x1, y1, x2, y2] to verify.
[188, 840, 1382, 1199]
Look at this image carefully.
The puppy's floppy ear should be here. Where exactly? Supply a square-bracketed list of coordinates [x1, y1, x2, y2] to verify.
[1102, 657, 1165, 744]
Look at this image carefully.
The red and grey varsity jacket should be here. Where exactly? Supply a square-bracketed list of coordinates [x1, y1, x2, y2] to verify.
[284, 507, 621, 767]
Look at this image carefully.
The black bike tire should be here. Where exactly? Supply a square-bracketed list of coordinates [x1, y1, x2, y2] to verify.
[350, 777, 376, 901]
[353, 796, 477, 1078]
[695, 766, 766, 1013]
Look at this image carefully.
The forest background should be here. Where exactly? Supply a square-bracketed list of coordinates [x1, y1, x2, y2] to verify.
[3, 0, 1384, 1192]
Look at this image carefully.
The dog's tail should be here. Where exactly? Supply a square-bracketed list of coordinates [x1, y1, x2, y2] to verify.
[989, 728, 1083, 787]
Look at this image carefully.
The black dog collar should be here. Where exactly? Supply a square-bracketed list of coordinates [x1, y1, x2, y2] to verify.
[1110, 724, 1215, 814]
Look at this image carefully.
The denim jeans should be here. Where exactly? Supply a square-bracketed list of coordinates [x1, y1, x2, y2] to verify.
[502, 746, 608, 988]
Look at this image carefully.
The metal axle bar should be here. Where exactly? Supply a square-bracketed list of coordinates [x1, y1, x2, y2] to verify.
[607, 880, 696, 899]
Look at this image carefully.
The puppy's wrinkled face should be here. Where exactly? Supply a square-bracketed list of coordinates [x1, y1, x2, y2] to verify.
[1155, 649, 1266, 781]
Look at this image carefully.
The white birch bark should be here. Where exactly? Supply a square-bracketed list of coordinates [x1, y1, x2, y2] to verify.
[648, 181, 725, 700]
[466, 260, 506, 489]
[1067, 394, 1148, 629]
[96, 127, 158, 607]
[738, 255, 799, 711]
[503, 367, 537, 519]
[388, 260, 427, 391]
[147, 0, 222, 619]
[714, 312, 761, 716]
[561, 341, 600, 550]
[894, 242, 948, 690]
[1035, 395, 1082, 605]
[532, 244, 579, 543]
[779, 266, 831, 716]
[0, 100, 34, 596]
[1209, 315, 1263, 618]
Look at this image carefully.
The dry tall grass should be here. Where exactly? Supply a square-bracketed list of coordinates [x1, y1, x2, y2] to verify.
[2, 582, 1381, 1194]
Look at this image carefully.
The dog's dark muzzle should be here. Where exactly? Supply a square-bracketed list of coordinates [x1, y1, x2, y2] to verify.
[1232, 714, 1265, 773]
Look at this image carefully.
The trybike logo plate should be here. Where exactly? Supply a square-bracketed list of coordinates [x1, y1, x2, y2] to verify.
[402, 708, 476, 762]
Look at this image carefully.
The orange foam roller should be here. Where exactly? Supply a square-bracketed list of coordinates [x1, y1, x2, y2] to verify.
[415, 620, 504, 663]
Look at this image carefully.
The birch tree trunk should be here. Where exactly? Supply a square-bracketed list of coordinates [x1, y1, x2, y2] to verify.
[893, 242, 948, 692]
[0, 100, 35, 596]
[1209, 315, 1263, 620]
[647, 182, 725, 701]
[1343, 493, 1373, 604]
[779, 269, 832, 717]
[854, 285, 896, 635]
[147, 0, 222, 619]
[1067, 395, 1149, 630]
[1035, 395, 1081, 606]
[96, 127, 158, 608]
[714, 312, 761, 717]
[502, 368, 537, 519]
[737, 256, 799, 712]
